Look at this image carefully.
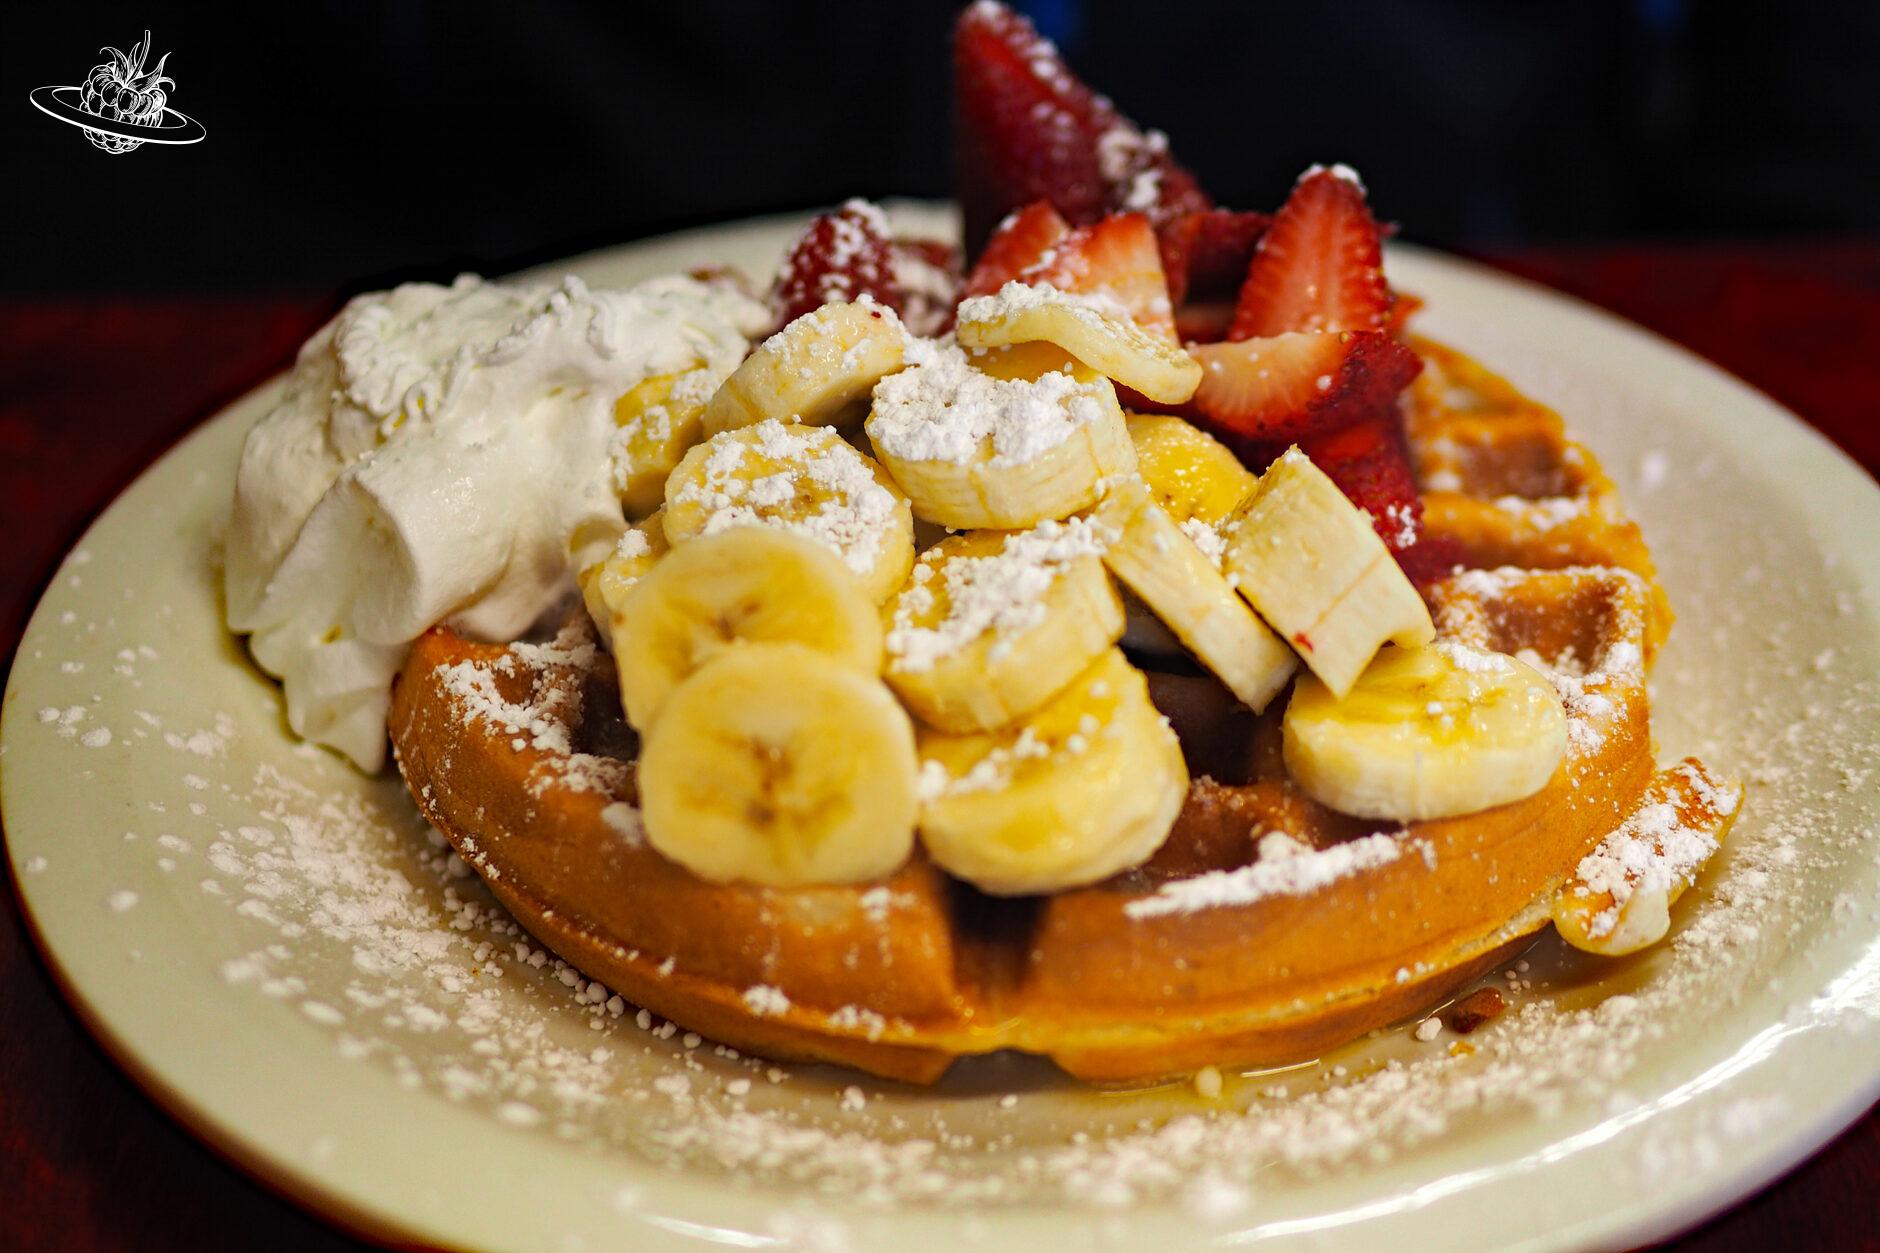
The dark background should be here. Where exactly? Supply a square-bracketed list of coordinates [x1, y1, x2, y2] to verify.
[5, 1, 1878, 296]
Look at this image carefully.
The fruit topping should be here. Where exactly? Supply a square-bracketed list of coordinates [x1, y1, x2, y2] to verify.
[1157, 209, 1271, 311]
[1230, 164, 1390, 340]
[952, 1, 1210, 257]
[962, 200, 1073, 301]
[770, 199, 900, 327]
[1188, 330, 1422, 442]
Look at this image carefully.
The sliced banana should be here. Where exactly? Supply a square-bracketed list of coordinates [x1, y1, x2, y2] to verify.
[702, 298, 909, 436]
[865, 341, 1136, 530]
[1093, 477, 1296, 713]
[1282, 641, 1568, 821]
[885, 518, 1122, 733]
[918, 650, 1187, 895]
[663, 419, 915, 603]
[613, 527, 883, 730]
[579, 510, 671, 644]
[956, 281, 1202, 404]
[1126, 413, 1259, 528]
[1224, 447, 1434, 697]
[612, 367, 719, 518]
[1553, 759, 1741, 956]
[639, 643, 919, 887]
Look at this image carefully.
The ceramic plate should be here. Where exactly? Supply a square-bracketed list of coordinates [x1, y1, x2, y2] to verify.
[4, 206, 1878, 1251]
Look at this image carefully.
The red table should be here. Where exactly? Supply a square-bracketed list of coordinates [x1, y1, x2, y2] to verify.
[2, 244, 1877, 1250]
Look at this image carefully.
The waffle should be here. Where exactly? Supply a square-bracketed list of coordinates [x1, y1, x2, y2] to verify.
[388, 338, 1721, 1084]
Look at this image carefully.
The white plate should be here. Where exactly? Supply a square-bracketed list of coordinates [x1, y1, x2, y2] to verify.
[4, 206, 1878, 1252]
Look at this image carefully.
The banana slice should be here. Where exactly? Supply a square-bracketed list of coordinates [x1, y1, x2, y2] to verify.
[579, 510, 671, 644]
[613, 527, 883, 730]
[1224, 447, 1434, 697]
[702, 299, 909, 436]
[1282, 641, 1568, 821]
[612, 367, 719, 518]
[639, 643, 919, 887]
[918, 650, 1187, 895]
[1126, 413, 1259, 528]
[663, 419, 915, 603]
[885, 518, 1122, 732]
[956, 281, 1202, 404]
[1553, 759, 1742, 956]
[865, 341, 1136, 530]
[1093, 478, 1296, 713]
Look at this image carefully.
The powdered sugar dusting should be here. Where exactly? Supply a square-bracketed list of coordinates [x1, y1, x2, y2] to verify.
[1125, 830, 1420, 918]
[867, 341, 1112, 467]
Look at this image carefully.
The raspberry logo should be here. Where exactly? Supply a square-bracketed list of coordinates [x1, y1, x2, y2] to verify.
[30, 30, 206, 155]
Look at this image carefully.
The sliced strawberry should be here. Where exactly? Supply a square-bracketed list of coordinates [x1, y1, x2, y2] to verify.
[1299, 411, 1428, 562]
[953, 1, 1210, 257]
[1384, 289, 1424, 335]
[1231, 166, 1390, 340]
[1157, 209, 1270, 309]
[961, 200, 1071, 301]
[770, 199, 899, 327]
[1188, 331, 1422, 441]
[1021, 212, 1178, 341]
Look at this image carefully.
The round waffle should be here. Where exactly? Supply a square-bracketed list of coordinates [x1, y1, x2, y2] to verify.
[388, 339, 1725, 1084]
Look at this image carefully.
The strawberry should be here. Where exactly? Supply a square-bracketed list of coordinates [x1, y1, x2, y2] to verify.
[961, 200, 1071, 301]
[1188, 331, 1422, 441]
[770, 199, 899, 327]
[1230, 165, 1390, 340]
[953, 1, 1210, 257]
[1157, 209, 1270, 309]
[1021, 212, 1178, 340]
[1299, 412, 1430, 563]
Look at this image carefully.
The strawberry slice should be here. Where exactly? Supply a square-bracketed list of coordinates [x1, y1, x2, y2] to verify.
[891, 236, 963, 336]
[1230, 165, 1390, 340]
[770, 199, 899, 327]
[961, 200, 1071, 301]
[1022, 212, 1178, 341]
[953, 1, 1210, 257]
[1188, 331, 1422, 441]
[1157, 209, 1270, 309]
[1299, 412, 1434, 564]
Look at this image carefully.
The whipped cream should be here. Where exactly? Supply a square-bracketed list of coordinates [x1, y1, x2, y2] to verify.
[225, 272, 768, 770]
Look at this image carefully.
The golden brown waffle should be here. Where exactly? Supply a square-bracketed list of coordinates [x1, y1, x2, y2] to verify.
[388, 337, 1722, 1084]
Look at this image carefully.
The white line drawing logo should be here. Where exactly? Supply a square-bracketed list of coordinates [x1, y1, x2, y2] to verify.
[29, 30, 206, 154]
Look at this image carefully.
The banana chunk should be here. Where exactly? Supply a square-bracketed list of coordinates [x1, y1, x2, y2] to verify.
[579, 511, 671, 644]
[918, 650, 1187, 895]
[885, 518, 1122, 733]
[612, 367, 720, 517]
[866, 341, 1136, 530]
[1126, 413, 1259, 528]
[1282, 641, 1568, 821]
[1224, 447, 1434, 697]
[639, 643, 919, 887]
[703, 299, 909, 436]
[1553, 759, 1742, 956]
[956, 281, 1202, 405]
[1094, 477, 1296, 713]
[663, 419, 915, 603]
[613, 528, 883, 730]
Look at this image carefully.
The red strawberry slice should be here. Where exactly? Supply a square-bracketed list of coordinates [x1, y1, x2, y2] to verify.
[770, 199, 899, 327]
[1300, 411, 1429, 562]
[1189, 331, 1422, 441]
[961, 200, 1071, 301]
[1021, 212, 1178, 341]
[1157, 209, 1270, 309]
[953, 1, 1210, 257]
[1230, 165, 1390, 340]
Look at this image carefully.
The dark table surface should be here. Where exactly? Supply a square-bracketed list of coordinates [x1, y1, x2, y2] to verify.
[2, 241, 1877, 1251]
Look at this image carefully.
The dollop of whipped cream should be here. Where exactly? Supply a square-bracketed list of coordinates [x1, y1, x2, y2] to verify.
[225, 272, 768, 770]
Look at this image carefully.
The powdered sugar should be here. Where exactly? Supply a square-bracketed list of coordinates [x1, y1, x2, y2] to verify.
[1571, 762, 1740, 938]
[867, 341, 1112, 467]
[1124, 829, 1420, 918]
[887, 517, 1107, 673]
